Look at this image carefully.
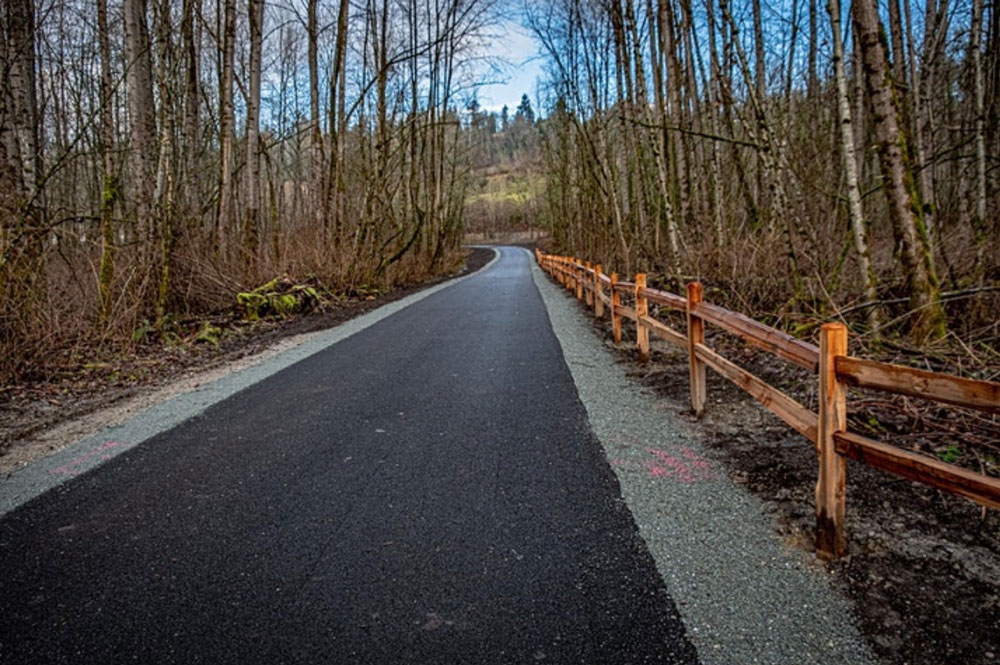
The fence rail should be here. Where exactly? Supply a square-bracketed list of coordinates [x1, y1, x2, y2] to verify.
[535, 250, 1000, 559]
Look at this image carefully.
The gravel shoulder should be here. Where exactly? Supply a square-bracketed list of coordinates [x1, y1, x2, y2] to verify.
[529, 252, 875, 665]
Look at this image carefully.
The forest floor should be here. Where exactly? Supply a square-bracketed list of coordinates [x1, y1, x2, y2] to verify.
[0, 248, 495, 476]
[597, 313, 999, 665]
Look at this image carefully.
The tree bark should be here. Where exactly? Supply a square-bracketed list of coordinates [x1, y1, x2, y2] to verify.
[828, 0, 878, 328]
[970, 0, 987, 281]
[216, 0, 236, 252]
[244, 0, 263, 263]
[3, 0, 41, 202]
[659, 0, 692, 229]
[1, 0, 46, 312]
[852, 0, 945, 340]
[886, 0, 908, 91]
[181, 0, 201, 227]
[98, 0, 116, 326]
[307, 0, 324, 218]
[326, 0, 349, 240]
[124, 0, 158, 242]
[154, 0, 175, 320]
[645, 0, 680, 266]
[808, 0, 818, 98]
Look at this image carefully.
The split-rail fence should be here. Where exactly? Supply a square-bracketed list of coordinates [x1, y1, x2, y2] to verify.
[535, 250, 1000, 559]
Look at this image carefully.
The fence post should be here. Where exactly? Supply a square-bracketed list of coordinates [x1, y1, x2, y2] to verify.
[611, 273, 622, 345]
[584, 261, 593, 307]
[575, 259, 584, 300]
[594, 265, 604, 318]
[563, 257, 572, 290]
[686, 282, 706, 417]
[635, 273, 649, 362]
[816, 322, 848, 559]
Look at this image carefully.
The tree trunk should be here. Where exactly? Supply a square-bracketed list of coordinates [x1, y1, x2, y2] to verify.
[752, 0, 767, 211]
[181, 0, 201, 228]
[326, 0, 349, 240]
[244, 0, 263, 264]
[216, 0, 236, 253]
[659, 0, 692, 229]
[904, 0, 935, 258]
[852, 0, 945, 340]
[828, 0, 878, 328]
[645, 0, 680, 266]
[124, 0, 158, 243]
[154, 0, 175, 320]
[970, 0, 987, 281]
[98, 0, 116, 327]
[307, 0, 322, 188]
[808, 0, 818, 98]
[1, 0, 46, 315]
[886, 0, 908, 91]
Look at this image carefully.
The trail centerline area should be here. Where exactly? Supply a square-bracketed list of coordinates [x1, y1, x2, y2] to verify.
[0, 247, 696, 664]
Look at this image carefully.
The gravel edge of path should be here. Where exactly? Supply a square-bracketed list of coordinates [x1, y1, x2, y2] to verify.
[528, 249, 876, 665]
[0, 249, 501, 516]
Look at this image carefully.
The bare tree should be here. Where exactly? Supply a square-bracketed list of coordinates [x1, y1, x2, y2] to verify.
[216, 0, 236, 251]
[852, 0, 945, 340]
[124, 0, 158, 242]
[97, 0, 116, 326]
[244, 0, 264, 262]
[970, 0, 987, 281]
[181, 0, 201, 223]
[828, 0, 878, 328]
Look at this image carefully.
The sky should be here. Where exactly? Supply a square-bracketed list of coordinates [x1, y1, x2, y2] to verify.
[473, 21, 545, 114]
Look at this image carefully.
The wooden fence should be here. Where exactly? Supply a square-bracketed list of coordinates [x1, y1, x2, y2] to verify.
[535, 250, 1000, 559]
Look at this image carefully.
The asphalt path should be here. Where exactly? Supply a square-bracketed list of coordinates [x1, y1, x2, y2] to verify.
[0, 247, 698, 664]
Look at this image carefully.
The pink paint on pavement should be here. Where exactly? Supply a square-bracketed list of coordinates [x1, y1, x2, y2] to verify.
[645, 446, 716, 483]
[49, 441, 121, 477]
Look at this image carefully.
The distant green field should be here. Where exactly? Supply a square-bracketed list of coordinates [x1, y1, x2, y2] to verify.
[464, 172, 546, 207]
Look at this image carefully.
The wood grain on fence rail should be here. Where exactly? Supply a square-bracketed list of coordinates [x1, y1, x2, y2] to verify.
[836, 356, 1000, 413]
[835, 431, 1000, 510]
[639, 287, 688, 311]
[639, 315, 687, 349]
[694, 301, 820, 371]
[695, 342, 817, 443]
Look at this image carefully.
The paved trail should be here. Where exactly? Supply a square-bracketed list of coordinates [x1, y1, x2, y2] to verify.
[0, 248, 698, 664]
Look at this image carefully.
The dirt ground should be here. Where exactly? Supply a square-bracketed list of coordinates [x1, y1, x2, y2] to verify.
[0, 248, 494, 475]
[588, 309, 999, 665]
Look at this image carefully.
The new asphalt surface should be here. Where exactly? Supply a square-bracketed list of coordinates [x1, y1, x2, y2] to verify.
[0, 248, 699, 664]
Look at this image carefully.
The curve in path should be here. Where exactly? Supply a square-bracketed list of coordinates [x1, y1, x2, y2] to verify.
[0, 247, 697, 664]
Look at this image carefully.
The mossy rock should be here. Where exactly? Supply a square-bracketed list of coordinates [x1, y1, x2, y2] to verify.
[237, 277, 322, 321]
[195, 322, 223, 346]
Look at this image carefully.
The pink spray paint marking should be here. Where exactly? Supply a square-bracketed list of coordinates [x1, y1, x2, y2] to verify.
[49, 441, 121, 476]
[645, 446, 716, 483]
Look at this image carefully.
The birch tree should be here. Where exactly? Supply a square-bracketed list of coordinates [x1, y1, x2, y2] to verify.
[828, 0, 878, 328]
